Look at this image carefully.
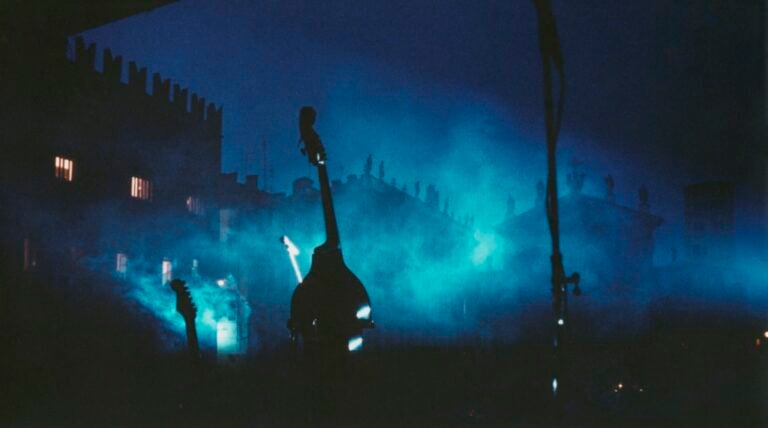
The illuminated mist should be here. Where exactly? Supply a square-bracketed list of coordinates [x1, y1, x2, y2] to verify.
[68, 0, 766, 354]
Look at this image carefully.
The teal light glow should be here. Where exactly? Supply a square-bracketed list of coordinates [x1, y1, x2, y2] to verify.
[216, 318, 238, 354]
[471, 230, 498, 266]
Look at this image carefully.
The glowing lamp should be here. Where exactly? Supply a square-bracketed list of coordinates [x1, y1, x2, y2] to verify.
[763, 331, 768, 339]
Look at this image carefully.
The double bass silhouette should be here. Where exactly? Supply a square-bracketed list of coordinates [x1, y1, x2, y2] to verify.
[288, 106, 373, 360]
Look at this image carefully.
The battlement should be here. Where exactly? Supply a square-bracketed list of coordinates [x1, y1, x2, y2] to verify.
[70, 36, 222, 134]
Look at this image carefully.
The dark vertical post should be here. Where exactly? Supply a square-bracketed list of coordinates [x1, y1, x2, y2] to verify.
[531, 0, 578, 419]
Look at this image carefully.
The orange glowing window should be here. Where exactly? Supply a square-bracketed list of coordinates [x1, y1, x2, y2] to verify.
[54, 156, 74, 181]
[131, 176, 152, 200]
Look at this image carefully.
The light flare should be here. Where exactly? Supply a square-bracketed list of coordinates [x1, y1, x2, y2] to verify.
[356, 304, 371, 320]
[281, 235, 303, 283]
[348, 335, 363, 352]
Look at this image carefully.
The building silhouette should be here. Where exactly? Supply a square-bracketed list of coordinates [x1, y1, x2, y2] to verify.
[495, 182, 664, 339]
[684, 181, 734, 259]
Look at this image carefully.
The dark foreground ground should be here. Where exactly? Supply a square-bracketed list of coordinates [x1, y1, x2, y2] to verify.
[1, 280, 766, 427]
[3, 337, 766, 427]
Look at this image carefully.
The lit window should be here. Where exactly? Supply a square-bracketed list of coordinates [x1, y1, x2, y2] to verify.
[131, 176, 152, 200]
[186, 196, 203, 215]
[162, 258, 172, 284]
[54, 156, 74, 181]
[116, 253, 128, 278]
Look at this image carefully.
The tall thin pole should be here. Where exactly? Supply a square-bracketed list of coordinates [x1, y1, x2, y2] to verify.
[532, 0, 578, 417]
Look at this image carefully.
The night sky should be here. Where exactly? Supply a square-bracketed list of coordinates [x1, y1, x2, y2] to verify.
[79, 0, 765, 254]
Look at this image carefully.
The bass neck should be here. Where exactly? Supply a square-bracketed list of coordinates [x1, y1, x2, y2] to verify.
[315, 162, 340, 250]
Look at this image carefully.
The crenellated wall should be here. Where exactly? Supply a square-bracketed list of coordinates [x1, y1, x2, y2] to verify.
[71, 36, 222, 135]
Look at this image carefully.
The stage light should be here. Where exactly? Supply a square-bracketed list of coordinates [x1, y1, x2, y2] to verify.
[557, 318, 564, 325]
[280, 235, 303, 283]
[552, 378, 558, 394]
[356, 304, 371, 320]
[348, 336, 363, 352]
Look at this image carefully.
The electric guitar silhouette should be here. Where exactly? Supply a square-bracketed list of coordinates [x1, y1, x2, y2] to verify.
[170, 279, 201, 365]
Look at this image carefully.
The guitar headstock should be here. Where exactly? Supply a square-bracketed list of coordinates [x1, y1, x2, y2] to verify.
[170, 279, 197, 322]
[298, 106, 326, 166]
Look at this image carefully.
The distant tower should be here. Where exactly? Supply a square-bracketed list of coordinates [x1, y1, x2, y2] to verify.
[604, 175, 615, 203]
[684, 181, 734, 259]
[414, 181, 421, 199]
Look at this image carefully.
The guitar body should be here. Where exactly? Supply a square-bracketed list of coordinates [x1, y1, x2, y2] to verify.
[290, 247, 372, 349]
[288, 106, 373, 356]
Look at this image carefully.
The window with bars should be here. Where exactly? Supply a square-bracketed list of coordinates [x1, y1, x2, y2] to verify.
[54, 156, 74, 181]
[131, 176, 152, 200]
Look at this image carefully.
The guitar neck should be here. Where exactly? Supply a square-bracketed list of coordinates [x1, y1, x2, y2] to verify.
[185, 317, 201, 363]
[316, 162, 340, 249]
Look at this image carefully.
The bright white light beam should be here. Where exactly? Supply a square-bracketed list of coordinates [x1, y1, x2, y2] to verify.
[348, 336, 363, 352]
[356, 304, 371, 320]
[281, 235, 303, 283]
